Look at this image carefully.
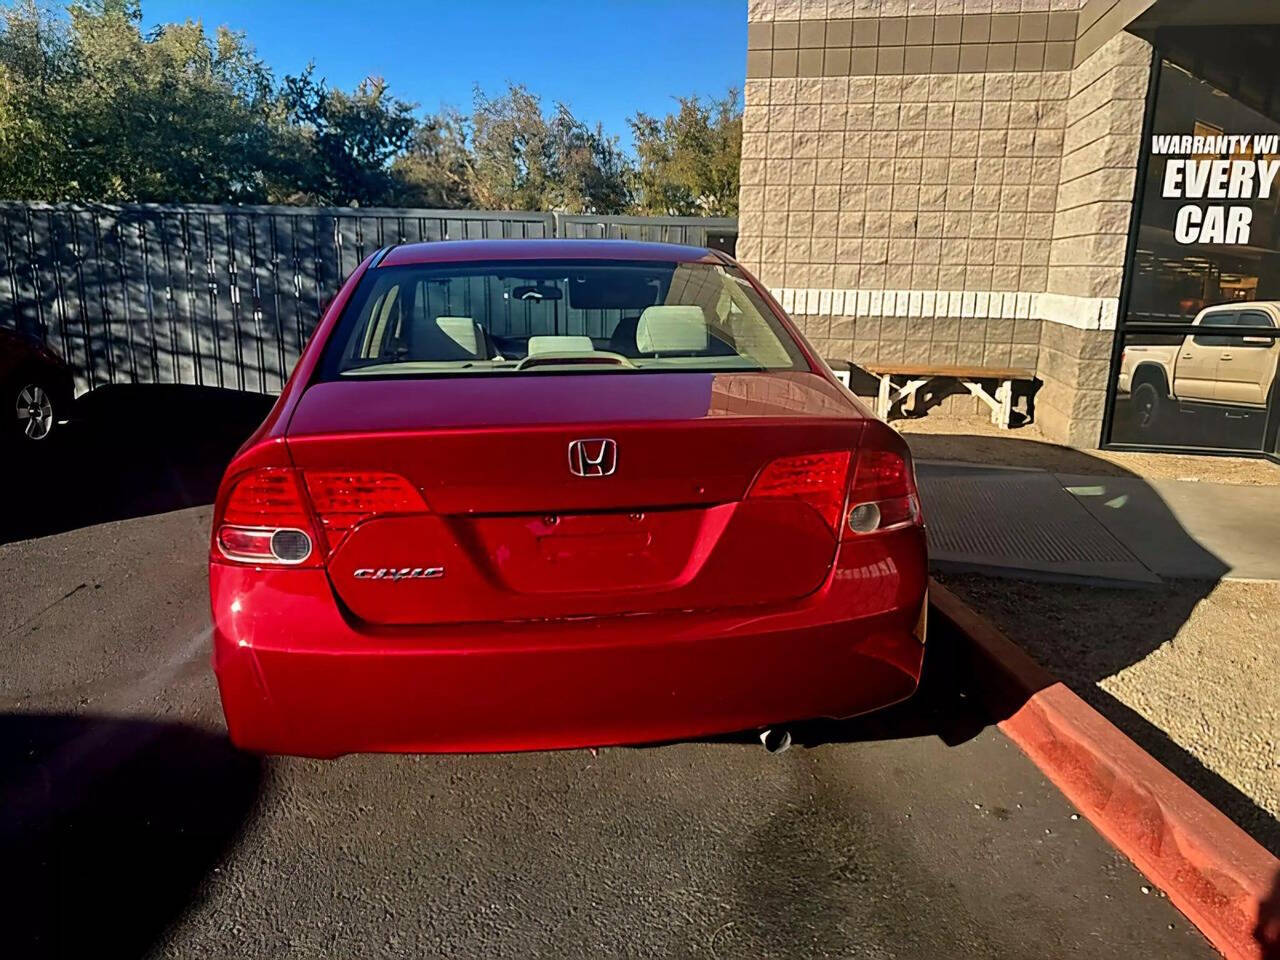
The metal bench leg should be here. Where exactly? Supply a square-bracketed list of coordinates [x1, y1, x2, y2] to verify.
[877, 374, 892, 420]
[898, 379, 930, 417]
[997, 379, 1013, 429]
[961, 380, 1002, 424]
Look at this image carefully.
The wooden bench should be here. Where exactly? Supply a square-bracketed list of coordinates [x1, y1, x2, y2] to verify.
[863, 364, 1035, 429]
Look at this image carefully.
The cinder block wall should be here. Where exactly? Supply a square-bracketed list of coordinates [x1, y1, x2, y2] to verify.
[737, 0, 1152, 445]
[1039, 29, 1151, 446]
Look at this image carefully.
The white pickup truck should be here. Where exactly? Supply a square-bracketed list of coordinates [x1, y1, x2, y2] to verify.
[1118, 301, 1280, 430]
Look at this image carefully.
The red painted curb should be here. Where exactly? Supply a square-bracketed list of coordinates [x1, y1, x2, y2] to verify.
[929, 580, 1280, 960]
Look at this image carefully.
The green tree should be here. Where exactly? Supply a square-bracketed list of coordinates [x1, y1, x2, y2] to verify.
[466, 83, 555, 210]
[463, 83, 631, 214]
[0, 2, 742, 215]
[0, 1, 79, 199]
[275, 67, 417, 206]
[389, 108, 472, 209]
[629, 90, 742, 216]
[548, 103, 631, 215]
[0, 0, 283, 202]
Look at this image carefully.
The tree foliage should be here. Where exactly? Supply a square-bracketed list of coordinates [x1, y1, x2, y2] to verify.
[0, 1, 742, 214]
[276, 68, 417, 206]
[389, 108, 472, 209]
[1, 0, 282, 202]
[630, 90, 742, 217]
[460, 84, 631, 214]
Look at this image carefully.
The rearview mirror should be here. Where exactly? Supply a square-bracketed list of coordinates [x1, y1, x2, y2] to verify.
[511, 284, 563, 302]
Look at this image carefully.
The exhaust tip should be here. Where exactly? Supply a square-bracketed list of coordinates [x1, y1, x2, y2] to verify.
[759, 727, 792, 754]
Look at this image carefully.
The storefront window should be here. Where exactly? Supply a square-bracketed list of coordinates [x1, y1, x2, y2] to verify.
[1108, 30, 1280, 459]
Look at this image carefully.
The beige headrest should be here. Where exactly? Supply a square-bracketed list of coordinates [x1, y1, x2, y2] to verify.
[636, 305, 708, 354]
[527, 335, 595, 356]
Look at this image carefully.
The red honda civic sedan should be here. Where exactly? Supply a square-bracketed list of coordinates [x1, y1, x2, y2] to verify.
[209, 239, 927, 756]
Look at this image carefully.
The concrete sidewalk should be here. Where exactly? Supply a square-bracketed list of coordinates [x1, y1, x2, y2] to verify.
[917, 460, 1280, 584]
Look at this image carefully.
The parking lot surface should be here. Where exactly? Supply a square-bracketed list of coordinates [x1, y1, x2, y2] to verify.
[0, 492, 1217, 959]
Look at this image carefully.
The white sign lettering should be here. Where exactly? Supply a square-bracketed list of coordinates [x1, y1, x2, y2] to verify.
[1154, 134, 1280, 245]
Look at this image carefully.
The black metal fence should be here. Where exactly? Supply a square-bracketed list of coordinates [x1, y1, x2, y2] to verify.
[0, 203, 736, 394]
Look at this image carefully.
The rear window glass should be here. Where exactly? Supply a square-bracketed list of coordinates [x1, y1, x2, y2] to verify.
[317, 259, 808, 379]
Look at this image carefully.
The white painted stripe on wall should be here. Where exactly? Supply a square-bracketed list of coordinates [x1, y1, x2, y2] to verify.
[768, 287, 1119, 331]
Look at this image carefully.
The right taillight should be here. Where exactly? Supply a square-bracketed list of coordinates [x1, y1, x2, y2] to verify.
[215, 467, 319, 565]
[843, 446, 922, 538]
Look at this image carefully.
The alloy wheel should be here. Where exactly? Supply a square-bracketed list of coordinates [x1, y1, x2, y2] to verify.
[16, 384, 54, 440]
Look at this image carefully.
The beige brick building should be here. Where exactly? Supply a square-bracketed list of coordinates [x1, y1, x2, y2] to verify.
[735, 0, 1227, 450]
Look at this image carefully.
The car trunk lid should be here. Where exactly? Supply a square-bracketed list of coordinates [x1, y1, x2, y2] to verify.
[287, 372, 865, 625]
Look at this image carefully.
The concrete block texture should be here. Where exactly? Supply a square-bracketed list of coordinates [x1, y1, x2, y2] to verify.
[1048, 30, 1150, 302]
[738, 4, 1138, 447]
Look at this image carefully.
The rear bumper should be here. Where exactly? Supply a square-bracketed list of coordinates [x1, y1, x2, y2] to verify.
[211, 533, 927, 756]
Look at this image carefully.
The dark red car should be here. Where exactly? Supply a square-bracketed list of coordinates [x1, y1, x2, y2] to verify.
[1, 327, 75, 445]
[209, 240, 927, 756]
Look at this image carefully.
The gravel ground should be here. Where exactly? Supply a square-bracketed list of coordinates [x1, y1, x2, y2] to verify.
[937, 573, 1280, 856]
[893, 413, 1279, 486]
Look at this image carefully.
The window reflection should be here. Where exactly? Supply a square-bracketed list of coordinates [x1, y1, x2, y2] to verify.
[1109, 30, 1280, 457]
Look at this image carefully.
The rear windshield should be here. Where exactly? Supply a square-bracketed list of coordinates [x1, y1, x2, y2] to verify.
[318, 259, 808, 379]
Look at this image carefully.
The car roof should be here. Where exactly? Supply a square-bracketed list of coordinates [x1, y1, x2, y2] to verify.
[1201, 300, 1280, 313]
[377, 238, 721, 268]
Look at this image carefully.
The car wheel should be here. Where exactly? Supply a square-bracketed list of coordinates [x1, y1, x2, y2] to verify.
[10, 378, 57, 442]
[1131, 380, 1161, 431]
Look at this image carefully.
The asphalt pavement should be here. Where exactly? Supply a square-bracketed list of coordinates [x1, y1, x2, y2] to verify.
[0, 496, 1217, 959]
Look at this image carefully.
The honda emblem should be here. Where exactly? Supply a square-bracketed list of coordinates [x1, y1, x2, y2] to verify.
[568, 438, 617, 477]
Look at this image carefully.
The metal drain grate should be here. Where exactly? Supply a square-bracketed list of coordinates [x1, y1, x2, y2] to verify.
[916, 464, 1159, 583]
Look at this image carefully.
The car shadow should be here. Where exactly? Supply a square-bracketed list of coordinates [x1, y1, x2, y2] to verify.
[701, 617, 987, 752]
[0, 712, 263, 958]
[0, 384, 273, 545]
[899, 430, 1278, 859]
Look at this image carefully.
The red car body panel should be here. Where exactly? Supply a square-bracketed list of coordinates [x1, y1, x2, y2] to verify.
[209, 239, 928, 756]
[0, 327, 77, 409]
[210, 534, 925, 756]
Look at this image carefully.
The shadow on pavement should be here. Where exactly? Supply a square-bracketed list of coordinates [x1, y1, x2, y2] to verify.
[4, 385, 1274, 885]
[0, 713, 263, 959]
[0, 384, 273, 545]
[907, 429, 1152, 477]
[903, 431, 1279, 859]
[793, 615, 987, 749]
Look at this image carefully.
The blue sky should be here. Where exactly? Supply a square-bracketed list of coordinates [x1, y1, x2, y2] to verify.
[142, 0, 748, 145]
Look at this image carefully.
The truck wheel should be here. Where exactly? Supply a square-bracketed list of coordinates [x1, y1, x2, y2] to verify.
[1131, 380, 1161, 431]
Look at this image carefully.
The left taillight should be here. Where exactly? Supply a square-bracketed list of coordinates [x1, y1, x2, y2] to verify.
[214, 468, 319, 566]
[213, 467, 430, 566]
[302, 471, 427, 552]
